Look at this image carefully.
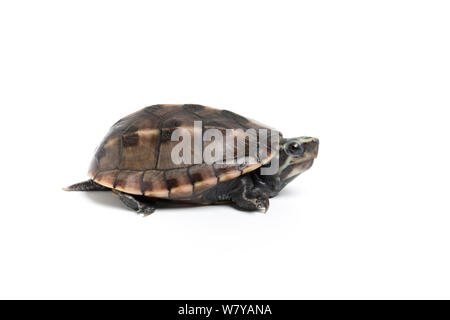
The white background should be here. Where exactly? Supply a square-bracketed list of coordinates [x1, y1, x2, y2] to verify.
[0, 0, 449, 299]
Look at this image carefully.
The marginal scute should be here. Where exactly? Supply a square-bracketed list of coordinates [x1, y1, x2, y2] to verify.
[114, 170, 143, 195]
[242, 162, 261, 175]
[214, 163, 241, 182]
[93, 169, 120, 189]
[142, 170, 169, 198]
[189, 164, 217, 194]
[88, 104, 281, 198]
[164, 168, 193, 199]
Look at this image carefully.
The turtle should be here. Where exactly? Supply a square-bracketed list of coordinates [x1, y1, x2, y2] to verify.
[64, 104, 319, 215]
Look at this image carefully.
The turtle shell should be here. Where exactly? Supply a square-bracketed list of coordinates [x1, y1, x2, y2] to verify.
[88, 104, 280, 199]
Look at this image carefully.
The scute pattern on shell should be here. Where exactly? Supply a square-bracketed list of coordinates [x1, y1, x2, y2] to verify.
[88, 104, 280, 199]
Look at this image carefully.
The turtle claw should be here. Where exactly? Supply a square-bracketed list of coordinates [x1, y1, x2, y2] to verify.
[257, 197, 270, 213]
[137, 207, 155, 217]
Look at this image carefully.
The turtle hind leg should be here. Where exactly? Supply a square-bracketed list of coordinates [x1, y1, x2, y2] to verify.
[63, 179, 110, 191]
[115, 191, 156, 216]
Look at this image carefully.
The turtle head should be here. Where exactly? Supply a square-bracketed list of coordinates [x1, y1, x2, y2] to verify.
[275, 136, 319, 189]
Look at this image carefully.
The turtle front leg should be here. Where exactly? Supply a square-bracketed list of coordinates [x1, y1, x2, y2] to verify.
[229, 176, 270, 213]
[114, 191, 156, 216]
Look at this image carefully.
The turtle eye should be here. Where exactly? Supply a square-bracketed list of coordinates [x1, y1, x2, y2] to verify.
[286, 141, 304, 156]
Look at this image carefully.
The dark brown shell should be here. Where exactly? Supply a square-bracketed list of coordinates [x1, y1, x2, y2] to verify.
[88, 104, 280, 199]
